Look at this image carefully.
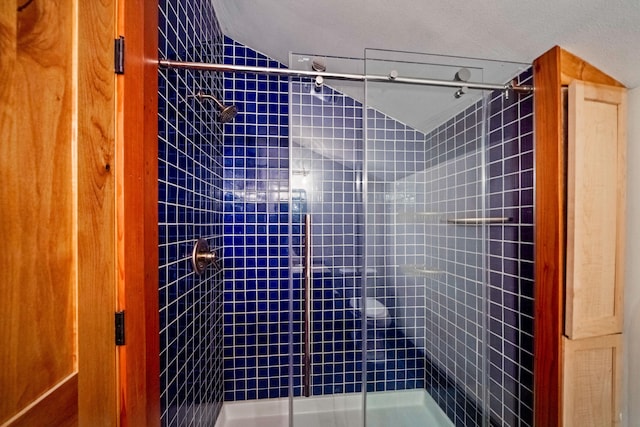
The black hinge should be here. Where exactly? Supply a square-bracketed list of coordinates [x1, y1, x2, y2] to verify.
[114, 36, 125, 74]
[115, 311, 125, 346]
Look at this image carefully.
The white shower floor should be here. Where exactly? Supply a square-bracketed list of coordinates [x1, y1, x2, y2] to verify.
[215, 389, 453, 427]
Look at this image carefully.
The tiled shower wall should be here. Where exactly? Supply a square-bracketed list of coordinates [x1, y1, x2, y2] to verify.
[158, 4, 535, 423]
[158, 1, 225, 425]
[221, 37, 292, 401]
[221, 41, 427, 400]
[364, 111, 431, 393]
[485, 70, 534, 426]
[220, 36, 533, 422]
[219, 36, 535, 425]
[395, 101, 490, 426]
[365, 109, 429, 350]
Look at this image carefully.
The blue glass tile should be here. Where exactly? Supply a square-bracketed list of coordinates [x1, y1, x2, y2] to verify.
[215, 36, 536, 426]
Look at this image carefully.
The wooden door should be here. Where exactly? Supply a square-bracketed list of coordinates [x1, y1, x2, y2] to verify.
[0, 1, 117, 425]
[562, 335, 623, 426]
[565, 81, 626, 339]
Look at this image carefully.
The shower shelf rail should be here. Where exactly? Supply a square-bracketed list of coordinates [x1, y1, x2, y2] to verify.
[446, 216, 512, 225]
[400, 264, 444, 277]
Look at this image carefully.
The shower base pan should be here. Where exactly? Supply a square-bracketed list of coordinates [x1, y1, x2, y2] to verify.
[214, 389, 453, 427]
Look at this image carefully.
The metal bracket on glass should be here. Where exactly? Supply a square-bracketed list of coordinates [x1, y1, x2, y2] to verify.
[191, 238, 220, 275]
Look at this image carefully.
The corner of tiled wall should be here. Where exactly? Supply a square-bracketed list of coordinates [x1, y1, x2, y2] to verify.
[158, 1, 225, 425]
[485, 68, 535, 426]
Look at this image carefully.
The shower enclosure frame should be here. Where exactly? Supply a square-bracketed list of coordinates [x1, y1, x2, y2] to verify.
[159, 59, 533, 94]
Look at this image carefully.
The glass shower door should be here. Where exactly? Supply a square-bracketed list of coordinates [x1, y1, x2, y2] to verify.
[286, 49, 533, 426]
[362, 49, 491, 426]
[288, 69, 366, 426]
[363, 49, 533, 426]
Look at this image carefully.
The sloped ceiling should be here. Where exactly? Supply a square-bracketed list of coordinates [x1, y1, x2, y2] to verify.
[212, 0, 640, 180]
[212, 0, 640, 89]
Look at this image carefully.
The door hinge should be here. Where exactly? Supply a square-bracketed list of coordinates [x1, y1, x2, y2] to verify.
[114, 36, 125, 74]
[115, 310, 125, 346]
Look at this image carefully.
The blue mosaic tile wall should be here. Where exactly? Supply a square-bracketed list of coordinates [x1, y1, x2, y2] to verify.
[221, 37, 292, 401]
[412, 100, 490, 426]
[289, 81, 425, 395]
[369, 94, 491, 426]
[219, 35, 535, 426]
[158, 1, 225, 425]
[221, 40, 429, 400]
[485, 69, 534, 426]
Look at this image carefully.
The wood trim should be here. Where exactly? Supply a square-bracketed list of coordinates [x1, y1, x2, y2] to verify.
[4, 374, 78, 427]
[0, 9, 18, 423]
[534, 46, 627, 426]
[559, 49, 625, 88]
[76, 0, 118, 425]
[116, 0, 160, 425]
[533, 45, 564, 427]
[142, 0, 161, 422]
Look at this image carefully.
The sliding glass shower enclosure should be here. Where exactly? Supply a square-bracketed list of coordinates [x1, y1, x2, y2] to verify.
[287, 49, 534, 426]
[157, 25, 534, 423]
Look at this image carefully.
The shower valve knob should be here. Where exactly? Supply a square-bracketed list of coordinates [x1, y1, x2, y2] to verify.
[192, 238, 220, 275]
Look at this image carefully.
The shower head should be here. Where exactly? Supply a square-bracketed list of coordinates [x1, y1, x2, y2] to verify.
[194, 91, 238, 123]
[218, 104, 238, 123]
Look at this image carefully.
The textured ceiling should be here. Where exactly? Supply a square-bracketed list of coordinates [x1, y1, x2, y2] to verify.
[212, 0, 640, 89]
[211, 0, 640, 178]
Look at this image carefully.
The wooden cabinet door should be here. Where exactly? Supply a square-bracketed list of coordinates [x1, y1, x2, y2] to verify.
[565, 81, 626, 339]
[0, 1, 116, 425]
[562, 334, 622, 426]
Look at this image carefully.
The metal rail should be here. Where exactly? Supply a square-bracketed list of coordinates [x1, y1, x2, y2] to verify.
[400, 264, 444, 276]
[158, 59, 534, 94]
[303, 214, 312, 398]
[447, 217, 513, 225]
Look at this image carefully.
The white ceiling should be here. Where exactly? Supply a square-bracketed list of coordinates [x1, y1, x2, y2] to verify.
[211, 0, 640, 179]
[212, 0, 640, 89]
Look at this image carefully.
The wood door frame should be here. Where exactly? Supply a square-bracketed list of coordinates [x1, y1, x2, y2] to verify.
[533, 46, 624, 427]
[115, 0, 160, 425]
[77, 0, 118, 425]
